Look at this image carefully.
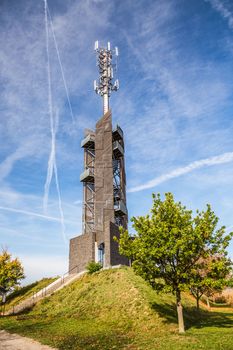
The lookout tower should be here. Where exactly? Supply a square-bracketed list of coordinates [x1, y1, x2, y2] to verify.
[69, 42, 129, 273]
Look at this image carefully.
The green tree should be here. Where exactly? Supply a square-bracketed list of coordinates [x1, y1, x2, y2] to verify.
[0, 249, 25, 300]
[227, 272, 233, 288]
[117, 193, 233, 333]
[190, 255, 232, 310]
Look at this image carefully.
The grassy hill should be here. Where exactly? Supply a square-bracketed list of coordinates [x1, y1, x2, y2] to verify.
[3, 277, 57, 313]
[0, 267, 233, 350]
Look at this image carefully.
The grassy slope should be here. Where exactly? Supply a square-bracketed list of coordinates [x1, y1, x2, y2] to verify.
[3, 277, 57, 312]
[0, 267, 232, 350]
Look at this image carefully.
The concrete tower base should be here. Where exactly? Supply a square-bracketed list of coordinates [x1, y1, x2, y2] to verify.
[69, 222, 129, 273]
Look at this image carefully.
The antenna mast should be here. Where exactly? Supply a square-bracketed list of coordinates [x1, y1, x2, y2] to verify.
[94, 41, 119, 115]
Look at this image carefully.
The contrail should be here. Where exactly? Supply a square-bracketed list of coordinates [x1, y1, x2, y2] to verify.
[47, 4, 75, 123]
[128, 151, 233, 193]
[52, 110, 66, 243]
[43, 0, 54, 213]
[43, 107, 58, 213]
[43, 0, 67, 243]
[0, 206, 63, 223]
[0, 205, 77, 225]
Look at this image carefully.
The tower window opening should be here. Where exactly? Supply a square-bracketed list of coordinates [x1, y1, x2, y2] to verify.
[98, 243, 105, 266]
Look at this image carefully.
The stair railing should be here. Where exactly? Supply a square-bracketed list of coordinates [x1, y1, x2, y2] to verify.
[4, 263, 83, 316]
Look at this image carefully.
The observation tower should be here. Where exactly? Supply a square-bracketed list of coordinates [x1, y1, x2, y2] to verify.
[69, 42, 129, 272]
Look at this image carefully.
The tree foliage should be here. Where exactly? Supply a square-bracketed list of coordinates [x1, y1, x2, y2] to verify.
[118, 193, 233, 333]
[0, 249, 25, 298]
[190, 254, 232, 309]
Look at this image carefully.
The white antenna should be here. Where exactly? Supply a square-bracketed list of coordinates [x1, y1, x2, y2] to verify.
[115, 79, 119, 90]
[94, 41, 99, 51]
[94, 80, 98, 93]
[94, 41, 119, 114]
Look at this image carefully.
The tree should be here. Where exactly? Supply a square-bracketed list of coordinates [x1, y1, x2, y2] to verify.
[117, 193, 233, 333]
[0, 249, 25, 301]
[190, 255, 232, 310]
[227, 272, 233, 288]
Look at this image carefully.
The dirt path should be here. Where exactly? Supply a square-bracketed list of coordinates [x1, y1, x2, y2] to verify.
[0, 330, 57, 350]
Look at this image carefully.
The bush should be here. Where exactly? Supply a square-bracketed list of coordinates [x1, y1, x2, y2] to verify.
[214, 295, 227, 304]
[86, 261, 102, 274]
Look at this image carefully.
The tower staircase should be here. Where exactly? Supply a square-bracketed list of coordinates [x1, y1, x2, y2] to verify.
[5, 267, 86, 315]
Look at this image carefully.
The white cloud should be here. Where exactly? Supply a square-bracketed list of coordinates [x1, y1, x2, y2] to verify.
[0, 186, 82, 250]
[0, 1, 111, 268]
[206, 0, 233, 30]
[0, 0, 113, 181]
[129, 151, 233, 192]
[20, 254, 68, 285]
[0, 143, 41, 181]
[112, 0, 233, 184]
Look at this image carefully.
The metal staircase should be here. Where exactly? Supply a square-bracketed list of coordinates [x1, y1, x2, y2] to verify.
[80, 132, 95, 234]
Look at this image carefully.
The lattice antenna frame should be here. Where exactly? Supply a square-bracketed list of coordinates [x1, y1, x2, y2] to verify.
[94, 41, 119, 114]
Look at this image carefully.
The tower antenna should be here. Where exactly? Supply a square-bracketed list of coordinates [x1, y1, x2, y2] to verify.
[94, 41, 119, 114]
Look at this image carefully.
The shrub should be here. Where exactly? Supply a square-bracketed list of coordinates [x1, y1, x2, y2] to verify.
[214, 295, 227, 304]
[86, 261, 102, 274]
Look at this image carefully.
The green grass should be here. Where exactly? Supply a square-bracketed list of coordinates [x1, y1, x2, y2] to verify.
[3, 277, 57, 312]
[0, 267, 232, 350]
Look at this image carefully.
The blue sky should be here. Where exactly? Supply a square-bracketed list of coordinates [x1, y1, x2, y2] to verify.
[1, 0, 233, 284]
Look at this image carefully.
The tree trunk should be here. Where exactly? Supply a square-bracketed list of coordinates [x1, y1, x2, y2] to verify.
[176, 290, 185, 333]
[206, 297, 210, 308]
[196, 293, 200, 311]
